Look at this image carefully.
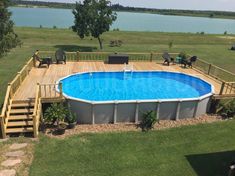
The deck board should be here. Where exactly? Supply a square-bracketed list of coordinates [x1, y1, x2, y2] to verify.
[13, 61, 222, 100]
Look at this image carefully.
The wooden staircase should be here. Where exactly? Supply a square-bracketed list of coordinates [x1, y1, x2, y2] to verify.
[6, 100, 35, 135]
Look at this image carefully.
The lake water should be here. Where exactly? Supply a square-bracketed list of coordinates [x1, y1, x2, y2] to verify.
[10, 7, 235, 34]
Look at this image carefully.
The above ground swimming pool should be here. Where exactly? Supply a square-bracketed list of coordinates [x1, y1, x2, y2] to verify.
[58, 71, 214, 124]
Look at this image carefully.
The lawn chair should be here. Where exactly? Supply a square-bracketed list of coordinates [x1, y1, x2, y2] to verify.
[162, 52, 174, 66]
[181, 56, 197, 68]
[33, 50, 52, 68]
[55, 49, 66, 64]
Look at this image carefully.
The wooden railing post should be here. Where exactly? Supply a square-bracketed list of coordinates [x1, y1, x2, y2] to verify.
[0, 115, 6, 139]
[208, 64, 212, 75]
[18, 72, 22, 85]
[76, 51, 80, 61]
[59, 83, 63, 98]
[150, 52, 153, 62]
[219, 81, 226, 95]
[33, 56, 36, 67]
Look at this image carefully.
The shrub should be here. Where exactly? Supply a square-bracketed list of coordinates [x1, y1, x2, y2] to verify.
[224, 31, 227, 35]
[200, 31, 205, 35]
[220, 99, 235, 119]
[139, 111, 158, 132]
[44, 103, 68, 126]
[39, 25, 43, 28]
[53, 25, 57, 29]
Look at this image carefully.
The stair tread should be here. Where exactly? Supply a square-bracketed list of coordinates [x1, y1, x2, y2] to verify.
[9, 115, 33, 120]
[11, 103, 34, 108]
[8, 121, 33, 127]
[6, 127, 34, 133]
[10, 108, 34, 114]
[12, 100, 34, 104]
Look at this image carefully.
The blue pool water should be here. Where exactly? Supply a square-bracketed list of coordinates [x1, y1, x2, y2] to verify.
[59, 71, 213, 102]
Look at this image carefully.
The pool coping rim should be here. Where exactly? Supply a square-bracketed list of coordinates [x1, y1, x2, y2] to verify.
[56, 70, 215, 104]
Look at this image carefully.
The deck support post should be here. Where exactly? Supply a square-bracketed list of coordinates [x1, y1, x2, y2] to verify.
[193, 100, 200, 118]
[135, 102, 139, 124]
[113, 102, 118, 124]
[175, 100, 181, 120]
[91, 103, 95, 125]
[156, 101, 161, 120]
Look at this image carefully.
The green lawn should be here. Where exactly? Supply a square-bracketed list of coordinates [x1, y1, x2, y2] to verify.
[1, 27, 235, 104]
[29, 120, 235, 176]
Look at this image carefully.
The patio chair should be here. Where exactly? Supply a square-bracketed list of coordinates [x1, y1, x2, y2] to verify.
[55, 49, 66, 64]
[181, 56, 197, 68]
[162, 52, 174, 66]
[33, 51, 52, 68]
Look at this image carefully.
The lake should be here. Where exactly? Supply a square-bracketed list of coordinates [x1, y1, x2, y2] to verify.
[10, 7, 235, 34]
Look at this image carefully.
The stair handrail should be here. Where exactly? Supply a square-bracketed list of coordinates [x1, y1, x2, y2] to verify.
[0, 83, 12, 138]
[33, 83, 41, 137]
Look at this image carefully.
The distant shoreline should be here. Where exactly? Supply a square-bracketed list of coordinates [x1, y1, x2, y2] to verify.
[10, 1, 235, 20]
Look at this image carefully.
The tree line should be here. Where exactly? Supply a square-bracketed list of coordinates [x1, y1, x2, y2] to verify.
[11, 0, 235, 19]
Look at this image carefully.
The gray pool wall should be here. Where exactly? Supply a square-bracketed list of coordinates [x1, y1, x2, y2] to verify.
[67, 95, 212, 124]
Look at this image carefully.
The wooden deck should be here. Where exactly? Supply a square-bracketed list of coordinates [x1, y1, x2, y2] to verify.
[13, 61, 222, 100]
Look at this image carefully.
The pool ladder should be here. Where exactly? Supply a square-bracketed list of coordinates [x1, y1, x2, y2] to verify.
[123, 64, 133, 79]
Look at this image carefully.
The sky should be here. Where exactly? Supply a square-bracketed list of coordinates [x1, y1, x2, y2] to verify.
[38, 0, 235, 12]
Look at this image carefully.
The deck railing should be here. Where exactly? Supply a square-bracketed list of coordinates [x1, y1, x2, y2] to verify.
[0, 57, 34, 138]
[39, 83, 63, 100]
[0, 84, 12, 138]
[33, 83, 41, 137]
[219, 82, 235, 95]
[193, 58, 235, 82]
[10, 57, 34, 95]
[39, 51, 180, 62]
[38, 50, 235, 97]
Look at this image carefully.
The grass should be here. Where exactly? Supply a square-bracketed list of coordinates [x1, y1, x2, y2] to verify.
[1, 27, 235, 104]
[29, 120, 235, 176]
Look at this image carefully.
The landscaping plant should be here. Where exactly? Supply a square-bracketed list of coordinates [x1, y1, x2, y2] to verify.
[220, 99, 235, 119]
[139, 110, 158, 132]
[44, 103, 67, 126]
[66, 109, 77, 129]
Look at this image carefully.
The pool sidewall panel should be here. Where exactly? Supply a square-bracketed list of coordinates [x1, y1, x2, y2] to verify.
[116, 103, 136, 123]
[138, 103, 157, 121]
[67, 100, 92, 124]
[196, 97, 211, 117]
[179, 101, 197, 119]
[93, 104, 114, 124]
[159, 102, 178, 120]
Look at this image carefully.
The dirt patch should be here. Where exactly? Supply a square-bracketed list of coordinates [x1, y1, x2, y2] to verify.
[44, 114, 222, 139]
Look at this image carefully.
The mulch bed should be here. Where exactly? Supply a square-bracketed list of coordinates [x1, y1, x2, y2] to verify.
[43, 114, 223, 139]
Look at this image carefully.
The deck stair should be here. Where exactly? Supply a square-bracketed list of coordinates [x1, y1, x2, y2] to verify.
[6, 100, 35, 135]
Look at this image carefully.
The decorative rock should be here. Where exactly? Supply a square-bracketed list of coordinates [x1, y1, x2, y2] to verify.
[0, 169, 16, 176]
[5, 151, 25, 157]
[1, 159, 21, 167]
[9, 143, 27, 150]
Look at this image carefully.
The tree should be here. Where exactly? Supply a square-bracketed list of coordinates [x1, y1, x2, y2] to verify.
[0, 0, 21, 57]
[72, 0, 117, 49]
